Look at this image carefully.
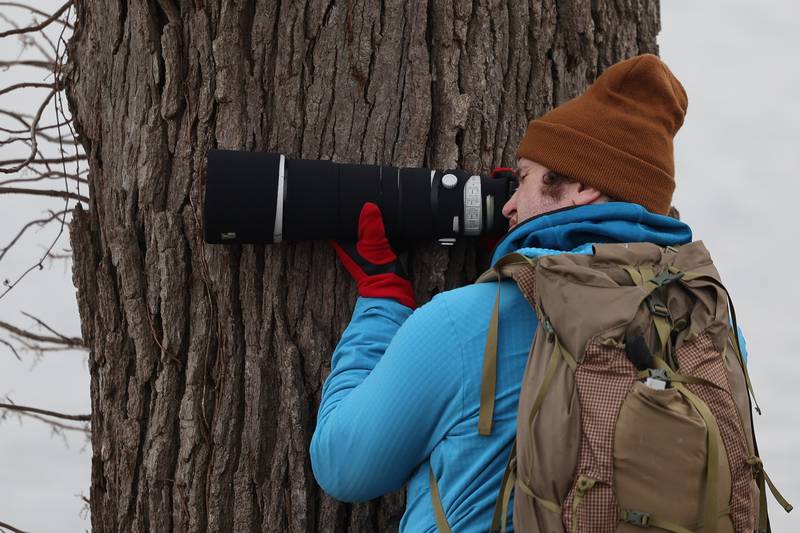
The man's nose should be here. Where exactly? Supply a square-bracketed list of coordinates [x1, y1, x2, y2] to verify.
[501, 194, 516, 220]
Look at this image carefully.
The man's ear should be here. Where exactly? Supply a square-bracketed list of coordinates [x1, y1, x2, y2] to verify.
[571, 182, 604, 206]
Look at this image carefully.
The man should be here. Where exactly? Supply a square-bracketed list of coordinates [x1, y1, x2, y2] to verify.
[311, 54, 692, 531]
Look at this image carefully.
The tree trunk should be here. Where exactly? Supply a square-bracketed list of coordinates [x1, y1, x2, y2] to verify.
[65, 1, 660, 531]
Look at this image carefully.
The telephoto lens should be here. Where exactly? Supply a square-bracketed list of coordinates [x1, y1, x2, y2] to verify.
[203, 150, 516, 245]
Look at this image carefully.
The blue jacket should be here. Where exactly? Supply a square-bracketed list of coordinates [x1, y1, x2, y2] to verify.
[311, 203, 697, 532]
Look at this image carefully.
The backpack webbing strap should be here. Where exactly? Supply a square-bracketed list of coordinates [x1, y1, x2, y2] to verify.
[488, 324, 573, 532]
[638, 368, 728, 392]
[489, 443, 517, 533]
[680, 271, 762, 414]
[428, 465, 452, 533]
[528, 331, 576, 428]
[622, 265, 675, 361]
[747, 456, 794, 531]
[619, 508, 731, 533]
[570, 475, 598, 533]
[620, 509, 692, 533]
[652, 358, 722, 533]
[478, 280, 501, 436]
[489, 443, 562, 533]
[477, 253, 536, 436]
[516, 475, 562, 515]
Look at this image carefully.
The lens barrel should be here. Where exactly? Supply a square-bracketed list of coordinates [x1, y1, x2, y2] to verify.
[203, 150, 511, 244]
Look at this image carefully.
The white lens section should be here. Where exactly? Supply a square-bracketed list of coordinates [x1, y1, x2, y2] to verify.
[463, 175, 482, 236]
[273, 154, 286, 243]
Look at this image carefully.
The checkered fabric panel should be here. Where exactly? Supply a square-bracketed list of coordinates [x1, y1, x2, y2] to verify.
[678, 332, 755, 532]
[512, 266, 538, 310]
[562, 343, 637, 532]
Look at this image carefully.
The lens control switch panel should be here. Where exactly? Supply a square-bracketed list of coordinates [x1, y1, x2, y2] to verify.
[463, 176, 482, 236]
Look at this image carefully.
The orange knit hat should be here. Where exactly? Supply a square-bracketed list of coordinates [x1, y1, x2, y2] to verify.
[515, 54, 688, 214]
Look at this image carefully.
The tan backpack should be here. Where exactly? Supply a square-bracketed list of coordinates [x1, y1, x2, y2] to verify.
[429, 241, 791, 533]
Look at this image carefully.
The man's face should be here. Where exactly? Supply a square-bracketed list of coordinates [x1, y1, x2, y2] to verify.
[501, 158, 574, 230]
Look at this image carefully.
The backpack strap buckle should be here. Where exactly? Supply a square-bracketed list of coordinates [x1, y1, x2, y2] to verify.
[650, 268, 685, 288]
[622, 510, 651, 527]
[647, 295, 670, 317]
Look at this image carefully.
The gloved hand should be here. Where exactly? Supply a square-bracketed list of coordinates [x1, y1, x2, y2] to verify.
[330, 202, 417, 309]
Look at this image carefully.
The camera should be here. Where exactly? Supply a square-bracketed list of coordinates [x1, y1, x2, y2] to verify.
[203, 150, 517, 245]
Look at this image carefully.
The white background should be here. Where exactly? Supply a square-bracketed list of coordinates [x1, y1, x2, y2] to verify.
[0, 1, 798, 531]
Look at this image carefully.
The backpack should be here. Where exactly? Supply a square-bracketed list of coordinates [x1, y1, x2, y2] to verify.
[429, 241, 791, 533]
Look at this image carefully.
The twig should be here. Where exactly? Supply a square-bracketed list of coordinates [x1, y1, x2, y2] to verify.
[0, 186, 88, 203]
[0, 0, 71, 38]
[0, 338, 21, 360]
[0, 88, 55, 174]
[12, 342, 83, 353]
[0, 320, 77, 346]
[0, 402, 90, 421]
[0, 154, 86, 166]
[0, 519, 32, 533]
[0, 14, 57, 61]
[20, 311, 78, 344]
[0, 59, 55, 69]
[0, 116, 72, 134]
[53, 12, 83, 204]
[0, 210, 70, 262]
[0, 173, 86, 188]
[0, 2, 79, 303]
[19, 411, 90, 433]
[0, 81, 55, 97]
[0, 321, 82, 349]
[0, 2, 74, 29]
[45, 251, 71, 261]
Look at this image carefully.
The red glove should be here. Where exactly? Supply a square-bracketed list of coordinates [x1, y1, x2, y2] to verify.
[330, 203, 417, 309]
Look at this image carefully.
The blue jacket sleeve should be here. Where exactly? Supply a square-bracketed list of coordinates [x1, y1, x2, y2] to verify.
[310, 295, 464, 502]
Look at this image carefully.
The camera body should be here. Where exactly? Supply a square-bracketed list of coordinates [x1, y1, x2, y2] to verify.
[203, 150, 516, 245]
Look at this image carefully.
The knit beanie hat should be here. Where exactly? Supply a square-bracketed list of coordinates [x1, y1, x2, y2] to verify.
[515, 54, 688, 215]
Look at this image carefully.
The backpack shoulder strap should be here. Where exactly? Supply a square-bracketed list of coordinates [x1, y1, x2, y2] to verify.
[476, 253, 536, 436]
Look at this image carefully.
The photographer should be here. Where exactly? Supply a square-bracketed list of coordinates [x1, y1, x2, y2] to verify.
[310, 54, 693, 531]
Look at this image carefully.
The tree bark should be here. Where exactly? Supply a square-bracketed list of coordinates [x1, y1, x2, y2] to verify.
[65, 1, 660, 531]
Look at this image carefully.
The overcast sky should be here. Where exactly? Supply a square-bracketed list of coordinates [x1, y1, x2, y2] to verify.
[0, 2, 798, 532]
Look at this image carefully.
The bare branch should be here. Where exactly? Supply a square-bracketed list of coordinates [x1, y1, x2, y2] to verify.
[0, 154, 86, 166]
[0, 59, 55, 69]
[0, 0, 71, 38]
[0, 186, 88, 203]
[0, 172, 86, 188]
[1, 134, 81, 148]
[0, 115, 72, 134]
[12, 340, 83, 353]
[0, 3, 74, 30]
[20, 310, 81, 345]
[0, 81, 55, 97]
[17, 411, 90, 434]
[0, 2, 79, 307]
[0, 326, 82, 353]
[0, 14, 58, 61]
[0, 209, 71, 262]
[0, 401, 90, 421]
[0, 338, 21, 360]
[0, 518, 32, 533]
[0, 88, 55, 174]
